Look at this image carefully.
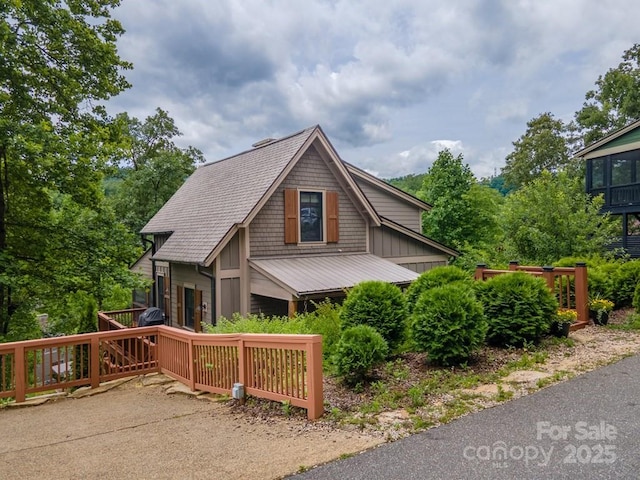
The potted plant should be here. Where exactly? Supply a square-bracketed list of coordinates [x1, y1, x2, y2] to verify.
[588, 298, 614, 325]
[552, 309, 577, 338]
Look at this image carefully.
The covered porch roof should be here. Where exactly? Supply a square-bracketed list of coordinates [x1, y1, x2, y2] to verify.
[249, 253, 419, 299]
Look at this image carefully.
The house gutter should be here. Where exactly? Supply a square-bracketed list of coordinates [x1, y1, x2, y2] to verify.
[197, 265, 216, 324]
[141, 235, 155, 307]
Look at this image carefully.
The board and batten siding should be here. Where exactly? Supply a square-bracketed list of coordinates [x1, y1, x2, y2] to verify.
[370, 226, 448, 273]
[249, 145, 367, 257]
[169, 263, 213, 327]
[354, 178, 422, 232]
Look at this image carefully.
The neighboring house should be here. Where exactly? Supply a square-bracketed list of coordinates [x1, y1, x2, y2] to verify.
[137, 126, 458, 330]
[576, 118, 640, 257]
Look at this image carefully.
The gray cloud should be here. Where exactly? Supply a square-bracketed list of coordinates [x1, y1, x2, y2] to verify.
[106, 0, 640, 178]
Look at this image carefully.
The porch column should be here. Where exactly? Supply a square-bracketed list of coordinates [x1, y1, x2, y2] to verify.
[623, 212, 629, 250]
[288, 300, 298, 318]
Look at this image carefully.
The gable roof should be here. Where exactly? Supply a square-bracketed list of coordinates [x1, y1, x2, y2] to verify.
[344, 162, 432, 212]
[141, 126, 379, 265]
[575, 119, 640, 159]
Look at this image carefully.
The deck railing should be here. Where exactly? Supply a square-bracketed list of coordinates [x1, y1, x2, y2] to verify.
[0, 322, 324, 420]
[99, 308, 146, 329]
[475, 262, 589, 330]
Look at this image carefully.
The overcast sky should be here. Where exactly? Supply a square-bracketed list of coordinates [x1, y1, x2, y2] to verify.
[107, 0, 640, 179]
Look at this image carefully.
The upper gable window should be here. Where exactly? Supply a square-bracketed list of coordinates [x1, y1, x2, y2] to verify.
[284, 189, 339, 244]
[300, 191, 324, 242]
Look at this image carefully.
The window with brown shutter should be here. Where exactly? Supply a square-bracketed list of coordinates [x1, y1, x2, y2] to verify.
[284, 189, 299, 244]
[285, 189, 340, 244]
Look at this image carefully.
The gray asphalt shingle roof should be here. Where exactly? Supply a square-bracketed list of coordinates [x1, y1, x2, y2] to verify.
[249, 253, 419, 296]
[141, 126, 317, 264]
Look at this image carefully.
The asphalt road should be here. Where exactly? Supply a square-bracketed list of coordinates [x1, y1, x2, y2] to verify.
[291, 354, 640, 480]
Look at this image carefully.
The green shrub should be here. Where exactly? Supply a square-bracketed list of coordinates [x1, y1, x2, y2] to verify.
[633, 282, 640, 313]
[340, 281, 407, 349]
[332, 325, 389, 385]
[204, 300, 342, 365]
[406, 266, 472, 314]
[301, 299, 342, 362]
[613, 260, 640, 308]
[475, 272, 558, 347]
[411, 283, 486, 366]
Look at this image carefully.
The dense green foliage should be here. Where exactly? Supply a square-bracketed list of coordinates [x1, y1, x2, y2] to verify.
[555, 256, 640, 308]
[386, 173, 426, 196]
[204, 300, 342, 364]
[475, 272, 558, 347]
[340, 281, 407, 349]
[0, 1, 140, 340]
[107, 108, 204, 234]
[502, 113, 572, 189]
[419, 150, 501, 250]
[405, 266, 472, 314]
[332, 325, 389, 385]
[574, 44, 640, 147]
[500, 171, 617, 265]
[633, 282, 640, 313]
[411, 283, 486, 366]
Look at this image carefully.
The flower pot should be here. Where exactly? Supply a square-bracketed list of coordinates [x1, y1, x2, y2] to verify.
[551, 321, 571, 338]
[593, 310, 609, 326]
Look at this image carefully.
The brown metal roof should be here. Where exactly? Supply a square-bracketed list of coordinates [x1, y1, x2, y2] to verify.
[249, 253, 419, 296]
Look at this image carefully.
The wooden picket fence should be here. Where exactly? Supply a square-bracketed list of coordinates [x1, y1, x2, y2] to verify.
[0, 318, 323, 420]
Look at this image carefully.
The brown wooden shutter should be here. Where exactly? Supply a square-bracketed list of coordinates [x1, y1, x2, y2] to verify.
[326, 191, 339, 243]
[284, 189, 299, 244]
[176, 286, 183, 326]
[194, 289, 202, 333]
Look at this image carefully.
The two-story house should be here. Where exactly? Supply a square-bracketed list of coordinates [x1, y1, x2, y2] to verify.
[137, 126, 458, 330]
[576, 118, 640, 257]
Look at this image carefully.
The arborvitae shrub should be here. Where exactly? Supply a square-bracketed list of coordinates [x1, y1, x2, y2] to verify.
[405, 266, 472, 314]
[411, 283, 486, 366]
[340, 281, 407, 349]
[332, 325, 389, 385]
[475, 272, 558, 347]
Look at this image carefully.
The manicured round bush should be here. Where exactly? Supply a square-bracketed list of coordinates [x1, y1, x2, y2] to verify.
[411, 283, 487, 366]
[340, 280, 407, 349]
[332, 325, 389, 385]
[405, 266, 472, 314]
[475, 272, 558, 347]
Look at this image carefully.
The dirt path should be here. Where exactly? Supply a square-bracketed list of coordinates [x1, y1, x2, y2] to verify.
[0, 378, 381, 480]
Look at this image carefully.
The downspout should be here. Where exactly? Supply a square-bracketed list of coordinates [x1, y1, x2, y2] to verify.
[141, 235, 155, 307]
[197, 265, 216, 325]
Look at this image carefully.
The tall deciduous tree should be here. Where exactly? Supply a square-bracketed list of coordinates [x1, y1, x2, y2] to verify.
[502, 113, 571, 189]
[108, 109, 204, 234]
[419, 150, 501, 250]
[575, 44, 640, 147]
[501, 171, 617, 264]
[0, 1, 131, 338]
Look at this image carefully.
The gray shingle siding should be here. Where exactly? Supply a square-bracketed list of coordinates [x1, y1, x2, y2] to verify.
[355, 179, 421, 232]
[249, 145, 367, 257]
[370, 226, 448, 258]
